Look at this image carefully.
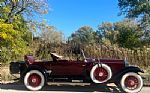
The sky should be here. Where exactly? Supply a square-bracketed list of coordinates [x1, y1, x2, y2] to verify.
[43, 0, 124, 38]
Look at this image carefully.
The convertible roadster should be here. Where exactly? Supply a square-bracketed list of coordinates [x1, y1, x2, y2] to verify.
[10, 51, 144, 93]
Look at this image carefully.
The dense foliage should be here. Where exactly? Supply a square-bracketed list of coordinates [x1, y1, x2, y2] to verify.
[118, 0, 150, 44]
[0, 0, 149, 67]
[0, 0, 48, 64]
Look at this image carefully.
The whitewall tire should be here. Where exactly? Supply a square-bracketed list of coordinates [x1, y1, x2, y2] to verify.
[120, 72, 143, 93]
[24, 70, 45, 91]
[90, 64, 112, 83]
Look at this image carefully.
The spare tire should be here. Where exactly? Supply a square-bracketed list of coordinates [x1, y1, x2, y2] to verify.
[90, 64, 112, 83]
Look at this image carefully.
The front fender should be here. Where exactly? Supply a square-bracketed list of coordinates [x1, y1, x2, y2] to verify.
[113, 66, 144, 80]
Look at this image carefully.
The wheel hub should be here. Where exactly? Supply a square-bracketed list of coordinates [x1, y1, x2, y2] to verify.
[99, 72, 104, 77]
[125, 76, 138, 90]
[94, 67, 108, 82]
[32, 78, 37, 83]
[28, 73, 42, 87]
[128, 80, 135, 86]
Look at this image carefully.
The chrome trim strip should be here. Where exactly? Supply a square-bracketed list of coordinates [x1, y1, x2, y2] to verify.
[46, 70, 52, 74]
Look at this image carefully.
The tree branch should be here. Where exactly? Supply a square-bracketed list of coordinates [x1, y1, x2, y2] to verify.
[5, 0, 15, 23]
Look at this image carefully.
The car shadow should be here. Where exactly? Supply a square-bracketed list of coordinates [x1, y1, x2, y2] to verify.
[0, 81, 121, 93]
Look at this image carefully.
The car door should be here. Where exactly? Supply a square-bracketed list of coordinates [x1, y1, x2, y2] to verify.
[50, 60, 86, 76]
[66, 61, 86, 75]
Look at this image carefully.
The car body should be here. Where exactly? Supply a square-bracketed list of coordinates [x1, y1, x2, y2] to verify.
[10, 51, 144, 93]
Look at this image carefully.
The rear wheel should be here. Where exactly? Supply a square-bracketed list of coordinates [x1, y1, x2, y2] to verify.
[119, 72, 143, 93]
[24, 70, 45, 91]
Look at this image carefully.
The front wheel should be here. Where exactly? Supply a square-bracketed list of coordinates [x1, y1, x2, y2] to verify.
[24, 70, 45, 91]
[119, 72, 143, 93]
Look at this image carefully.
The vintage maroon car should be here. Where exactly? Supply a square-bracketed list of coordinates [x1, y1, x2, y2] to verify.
[10, 51, 144, 93]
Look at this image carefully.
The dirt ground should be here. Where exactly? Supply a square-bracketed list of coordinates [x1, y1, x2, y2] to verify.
[0, 82, 150, 93]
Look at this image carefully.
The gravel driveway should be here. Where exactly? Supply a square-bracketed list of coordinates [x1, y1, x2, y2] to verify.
[0, 82, 149, 93]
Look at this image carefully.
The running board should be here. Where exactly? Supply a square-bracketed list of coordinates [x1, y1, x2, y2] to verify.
[47, 82, 90, 86]
[47, 82, 116, 86]
[48, 78, 84, 83]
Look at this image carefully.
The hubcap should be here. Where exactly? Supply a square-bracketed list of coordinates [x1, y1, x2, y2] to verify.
[125, 76, 139, 90]
[94, 67, 108, 82]
[28, 73, 42, 87]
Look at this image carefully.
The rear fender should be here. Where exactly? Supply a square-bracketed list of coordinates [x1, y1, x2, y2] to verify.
[21, 65, 48, 83]
[113, 66, 144, 80]
[10, 61, 26, 74]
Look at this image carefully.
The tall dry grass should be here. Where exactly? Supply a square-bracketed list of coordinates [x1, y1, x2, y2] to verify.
[0, 66, 15, 82]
